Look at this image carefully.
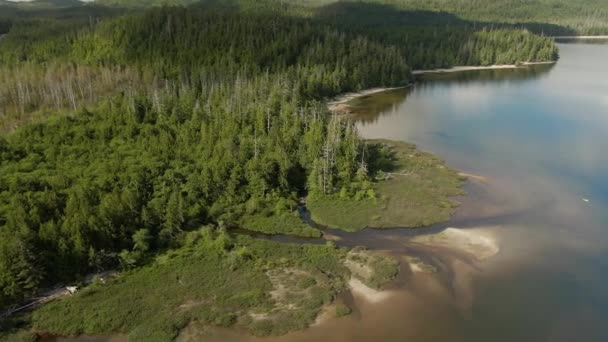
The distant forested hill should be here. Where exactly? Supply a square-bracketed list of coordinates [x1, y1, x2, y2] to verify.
[348, 0, 608, 35]
[0, 0, 84, 8]
[4, 0, 606, 34]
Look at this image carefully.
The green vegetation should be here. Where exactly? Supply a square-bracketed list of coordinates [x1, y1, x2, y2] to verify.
[345, 248, 400, 289]
[240, 212, 321, 238]
[381, 0, 608, 35]
[308, 140, 465, 231]
[28, 229, 350, 340]
[335, 303, 352, 317]
[0, 316, 37, 342]
[14, 234, 398, 340]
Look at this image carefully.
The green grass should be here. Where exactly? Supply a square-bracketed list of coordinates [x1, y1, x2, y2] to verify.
[335, 303, 352, 317]
[308, 140, 465, 231]
[240, 212, 322, 238]
[0, 331, 37, 342]
[0, 316, 37, 342]
[345, 247, 400, 289]
[29, 228, 349, 341]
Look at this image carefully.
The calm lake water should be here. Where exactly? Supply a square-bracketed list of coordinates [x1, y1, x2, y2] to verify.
[54, 42, 608, 342]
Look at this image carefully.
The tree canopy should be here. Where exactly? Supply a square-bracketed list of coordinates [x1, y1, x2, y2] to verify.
[0, 2, 559, 309]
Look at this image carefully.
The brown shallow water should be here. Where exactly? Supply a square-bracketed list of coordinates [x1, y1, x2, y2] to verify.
[51, 42, 608, 341]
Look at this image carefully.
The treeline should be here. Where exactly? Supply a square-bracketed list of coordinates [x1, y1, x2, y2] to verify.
[0, 5, 557, 308]
[397, 28, 559, 69]
[0, 4, 558, 130]
[314, 2, 558, 68]
[0, 8, 413, 131]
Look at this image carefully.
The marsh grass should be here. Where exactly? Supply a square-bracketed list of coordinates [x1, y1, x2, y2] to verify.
[29, 229, 349, 341]
[335, 303, 352, 317]
[240, 212, 322, 238]
[308, 140, 465, 231]
[346, 247, 399, 289]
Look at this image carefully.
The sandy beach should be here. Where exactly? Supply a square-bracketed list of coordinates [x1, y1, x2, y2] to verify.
[327, 61, 557, 112]
[412, 61, 556, 75]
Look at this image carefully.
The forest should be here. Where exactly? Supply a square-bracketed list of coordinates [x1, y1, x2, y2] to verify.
[0, 0, 560, 318]
[382, 0, 608, 35]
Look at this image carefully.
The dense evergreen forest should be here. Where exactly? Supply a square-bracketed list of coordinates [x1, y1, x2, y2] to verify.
[0, 1, 560, 310]
[383, 0, 608, 35]
[4, 0, 603, 34]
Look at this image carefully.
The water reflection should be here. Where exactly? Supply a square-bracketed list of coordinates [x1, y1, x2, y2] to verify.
[347, 87, 412, 124]
[418, 63, 555, 84]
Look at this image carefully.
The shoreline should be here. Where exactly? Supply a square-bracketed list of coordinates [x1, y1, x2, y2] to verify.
[327, 86, 410, 112]
[348, 278, 393, 304]
[553, 36, 608, 39]
[327, 61, 557, 112]
[411, 61, 556, 75]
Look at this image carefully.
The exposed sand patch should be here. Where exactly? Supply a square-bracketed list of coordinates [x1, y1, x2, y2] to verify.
[267, 268, 312, 305]
[344, 259, 373, 280]
[458, 172, 489, 183]
[348, 278, 392, 304]
[310, 303, 336, 327]
[249, 312, 270, 321]
[405, 256, 437, 273]
[179, 300, 207, 311]
[411, 227, 499, 260]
